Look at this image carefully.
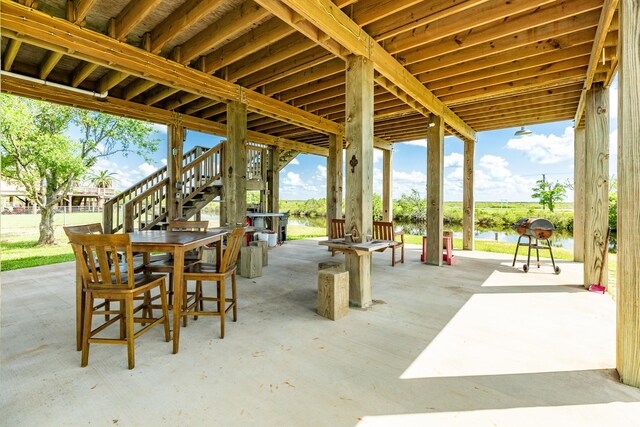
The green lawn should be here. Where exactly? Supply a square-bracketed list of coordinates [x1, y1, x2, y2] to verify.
[1, 213, 102, 271]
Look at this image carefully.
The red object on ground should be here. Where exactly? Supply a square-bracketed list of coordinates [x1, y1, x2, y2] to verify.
[421, 235, 455, 265]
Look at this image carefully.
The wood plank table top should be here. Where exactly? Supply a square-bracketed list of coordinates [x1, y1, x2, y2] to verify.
[319, 238, 398, 255]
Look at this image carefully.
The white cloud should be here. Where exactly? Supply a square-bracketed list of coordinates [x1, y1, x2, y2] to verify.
[444, 152, 464, 168]
[479, 154, 511, 178]
[283, 171, 303, 186]
[316, 165, 327, 179]
[160, 158, 167, 166]
[506, 126, 574, 164]
[373, 149, 383, 164]
[400, 139, 427, 148]
[139, 162, 158, 176]
[289, 158, 300, 165]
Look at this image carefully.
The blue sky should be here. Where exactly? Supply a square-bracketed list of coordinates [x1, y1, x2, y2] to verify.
[93, 77, 618, 203]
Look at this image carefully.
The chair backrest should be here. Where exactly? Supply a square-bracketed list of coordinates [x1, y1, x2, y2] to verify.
[168, 220, 209, 231]
[373, 221, 395, 241]
[63, 223, 103, 238]
[219, 227, 246, 273]
[330, 219, 345, 239]
[67, 233, 135, 290]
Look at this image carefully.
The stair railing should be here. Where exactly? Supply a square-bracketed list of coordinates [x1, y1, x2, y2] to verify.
[181, 144, 223, 205]
[123, 178, 169, 232]
[103, 145, 212, 233]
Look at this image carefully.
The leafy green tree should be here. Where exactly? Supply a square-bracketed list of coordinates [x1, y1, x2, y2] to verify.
[531, 178, 567, 212]
[394, 189, 427, 222]
[0, 94, 159, 245]
[608, 178, 617, 230]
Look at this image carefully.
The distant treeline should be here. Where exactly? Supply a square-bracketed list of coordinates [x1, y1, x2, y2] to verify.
[280, 190, 582, 231]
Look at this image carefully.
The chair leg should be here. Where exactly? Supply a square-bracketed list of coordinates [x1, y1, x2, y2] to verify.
[119, 300, 126, 340]
[392, 247, 396, 267]
[231, 272, 237, 322]
[195, 280, 202, 321]
[159, 280, 171, 342]
[219, 279, 225, 339]
[401, 245, 404, 264]
[125, 295, 135, 370]
[168, 273, 174, 306]
[81, 293, 94, 367]
[104, 300, 110, 322]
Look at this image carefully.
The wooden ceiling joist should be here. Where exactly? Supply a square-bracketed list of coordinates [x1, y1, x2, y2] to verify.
[0, 74, 328, 157]
[257, 0, 476, 141]
[0, 1, 342, 136]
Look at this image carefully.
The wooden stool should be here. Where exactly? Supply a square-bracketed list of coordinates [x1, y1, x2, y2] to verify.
[240, 246, 262, 279]
[317, 268, 349, 320]
[318, 261, 344, 271]
[250, 240, 268, 266]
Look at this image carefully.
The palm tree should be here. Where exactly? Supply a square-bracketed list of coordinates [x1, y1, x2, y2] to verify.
[89, 170, 117, 188]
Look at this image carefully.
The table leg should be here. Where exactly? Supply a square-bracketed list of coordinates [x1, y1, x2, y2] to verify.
[172, 247, 185, 354]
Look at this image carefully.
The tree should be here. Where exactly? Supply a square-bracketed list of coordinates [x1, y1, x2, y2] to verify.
[88, 169, 117, 188]
[531, 178, 567, 212]
[0, 94, 159, 245]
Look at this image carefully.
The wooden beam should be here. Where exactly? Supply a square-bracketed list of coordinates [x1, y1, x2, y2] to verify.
[583, 83, 609, 287]
[616, 0, 640, 388]
[38, 51, 63, 80]
[268, 146, 281, 233]
[224, 101, 248, 227]
[326, 133, 343, 235]
[463, 139, 475, 250]
[406, 5, 602, 73]
[272, 0, 475, 141]
[574, 0, 619, 124]
[382, 149, 392, 222]
[0, 75, 328, 157]
[114, 0, 163, 41]
[0, 2, 342, 136]
[344, 55, 374, 308]
[426, 114, 444, 266]
[573, 126, 586, 262]
[68, 0, 97, 24]
[150, 0, 225, 54]
[204, 17, 296, 74]
[180, 0, 271, 65]
[383, 0, 556, 55]
[167, 122, 184, 220]
[2, 40, 22, 71]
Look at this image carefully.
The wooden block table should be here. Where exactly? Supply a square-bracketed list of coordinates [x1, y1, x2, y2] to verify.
[240, 246, 262, 278]
[317, 268, 349, 320]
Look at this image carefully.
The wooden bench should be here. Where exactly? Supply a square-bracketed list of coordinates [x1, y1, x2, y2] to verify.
[330, 219, 404, 266]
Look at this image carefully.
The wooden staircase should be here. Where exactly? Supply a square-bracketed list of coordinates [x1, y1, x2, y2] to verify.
[103, 143, 298, 233]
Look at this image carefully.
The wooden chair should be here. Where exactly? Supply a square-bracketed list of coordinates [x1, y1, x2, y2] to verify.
[64, 223, 150, 350]
[181, 227, 245, 338]
[372, 221, 405, 266]
[68, 232, 171, 369]
[145, 220, 209, 305]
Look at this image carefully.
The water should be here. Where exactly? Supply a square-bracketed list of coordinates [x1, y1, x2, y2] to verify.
[287, 216, 617, 252]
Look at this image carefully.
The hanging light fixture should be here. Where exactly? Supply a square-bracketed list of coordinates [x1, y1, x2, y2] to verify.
[514, 126, 532, 136]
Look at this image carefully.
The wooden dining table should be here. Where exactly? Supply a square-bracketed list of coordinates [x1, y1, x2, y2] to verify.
[128, 229, 227, 354]
[72, 229, 227, 355]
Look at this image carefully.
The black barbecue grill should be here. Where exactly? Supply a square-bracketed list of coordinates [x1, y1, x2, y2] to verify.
[511, 218, 560, 274]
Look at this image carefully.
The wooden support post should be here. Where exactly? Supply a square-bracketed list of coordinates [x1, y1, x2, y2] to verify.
[345, 55, 374, 308]
[463, 139, 475, 251]
[382, 149, 393, 222]
[617, 0, 640, 388]
[224, 100, 248, 229]
[426, 115, 444, 266]
[260, 147, 268, 213]
[583, 83, 609, 287]
[573, 126, 586, 262]
[167, 121, 184, 220]
[268, 147, 280, 235]
[326, 133, 343, 235]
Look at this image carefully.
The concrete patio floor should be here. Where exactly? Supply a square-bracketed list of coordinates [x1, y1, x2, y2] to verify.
[1, 239, 639, 426]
